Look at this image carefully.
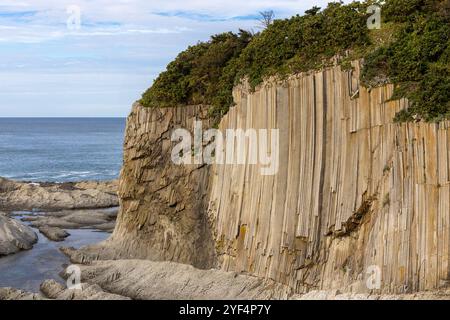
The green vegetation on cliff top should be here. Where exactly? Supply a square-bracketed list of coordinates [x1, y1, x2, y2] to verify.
[141, 0, 450, 122]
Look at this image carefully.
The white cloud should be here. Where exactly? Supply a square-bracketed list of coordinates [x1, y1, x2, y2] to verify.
[0, 0, 355, 44]
[0, 0, 353, 116]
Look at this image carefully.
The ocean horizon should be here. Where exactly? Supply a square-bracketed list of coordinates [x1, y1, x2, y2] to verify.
[0, 117, 126, 183]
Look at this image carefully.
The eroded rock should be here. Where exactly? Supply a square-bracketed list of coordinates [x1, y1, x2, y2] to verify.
[0, 288, 45, 300]
[104, 104, 216, 269]
[38, 226, 70, 242]
[0, 177, 118, 211]
[0, 215, 37, 256]
[40, 280, 129, 300]
[21, 207, 118, 233]
[59, 259, 294, 300]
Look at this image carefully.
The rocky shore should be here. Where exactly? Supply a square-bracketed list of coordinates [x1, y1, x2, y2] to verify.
[0, 213, 37, 256]
[2, 60, 450, 300]
[0, 177, 118, 244]
[1, 254, 449, 300]
[1, 171, 449, 300]
[0, 176, 120, 297]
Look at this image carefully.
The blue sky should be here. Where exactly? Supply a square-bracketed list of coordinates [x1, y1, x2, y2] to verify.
[0, 0, 349, 117]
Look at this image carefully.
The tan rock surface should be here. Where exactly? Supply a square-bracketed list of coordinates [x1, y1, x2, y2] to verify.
[0, 177, 118, 211]
[60, 259, 294, 300]
[208, 62, 450, 294]
[37, 226, 70, 242]
[22, 207, 118, 233]
[104, 62, 449, 296]
[89, 104, 217, 268]
[40, 279, 129, 300]
[295, 289, 450, 300]
[0, 214, 37, 256]
[0, 288, 45, 300]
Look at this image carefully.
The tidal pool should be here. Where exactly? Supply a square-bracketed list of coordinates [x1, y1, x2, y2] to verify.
[0, 214, 109, 292]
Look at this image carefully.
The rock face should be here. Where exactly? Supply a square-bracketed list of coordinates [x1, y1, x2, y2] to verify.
[104, 62, 449, 296]
[0, 288, 44, 300]
[106, 104, 216, 268]
[0, 214, 38, 256]
[0, 178, 118, 211]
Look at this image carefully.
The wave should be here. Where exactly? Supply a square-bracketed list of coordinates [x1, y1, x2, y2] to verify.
[2, 169, 120, 182]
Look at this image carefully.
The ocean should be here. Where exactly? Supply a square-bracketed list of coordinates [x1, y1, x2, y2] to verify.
[0, 118, 126, 182]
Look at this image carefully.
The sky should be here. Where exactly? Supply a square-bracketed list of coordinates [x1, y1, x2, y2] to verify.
[0, 0, 351, 117]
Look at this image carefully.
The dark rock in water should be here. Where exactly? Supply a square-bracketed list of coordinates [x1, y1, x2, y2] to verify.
[0, 214, 38, 256]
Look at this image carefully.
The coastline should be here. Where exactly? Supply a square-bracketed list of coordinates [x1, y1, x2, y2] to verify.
[0, 176, 119, 295]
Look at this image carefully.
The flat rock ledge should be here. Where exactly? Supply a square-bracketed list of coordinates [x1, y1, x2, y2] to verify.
[39, 280, 129, 300]
[0, 214, 38, 256]
[57, 247, 450, 300]
[57, 257, 450, 300]
[2, 257, 449, 300]
[0, 177, 118, 211]
[38, 226, 70, 242]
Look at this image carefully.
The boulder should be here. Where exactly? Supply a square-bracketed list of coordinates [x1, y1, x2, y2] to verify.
[0, 177, 118, 211]
[0, 215, 38, 256]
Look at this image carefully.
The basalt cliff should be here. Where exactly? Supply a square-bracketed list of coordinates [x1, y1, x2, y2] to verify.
[74, 62, 449, 298]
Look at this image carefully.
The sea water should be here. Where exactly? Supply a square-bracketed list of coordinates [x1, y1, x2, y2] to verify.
[0, 118, 125, 182]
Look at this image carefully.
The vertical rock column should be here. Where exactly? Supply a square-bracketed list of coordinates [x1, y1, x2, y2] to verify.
[207, 63, 450, 294]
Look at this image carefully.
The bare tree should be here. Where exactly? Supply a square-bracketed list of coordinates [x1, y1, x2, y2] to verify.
[258, 10, 275, 29]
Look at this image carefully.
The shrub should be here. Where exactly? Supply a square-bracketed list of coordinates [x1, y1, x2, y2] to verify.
[141, 0, 450, 122]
